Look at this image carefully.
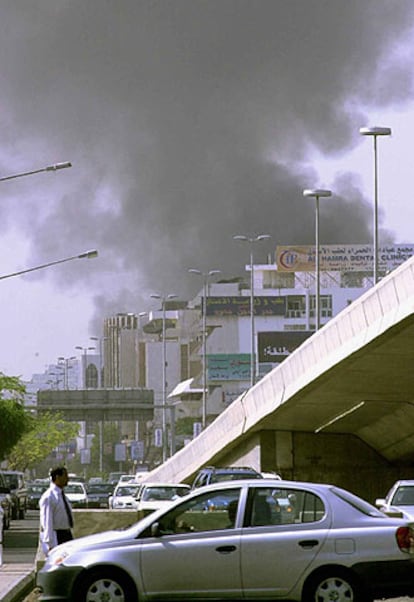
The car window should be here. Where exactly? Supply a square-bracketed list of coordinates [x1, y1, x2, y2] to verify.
[66, 484, 85, 494]
[391, 486, 414, 505]
[245, 487, 325, 526]
[332, 486, 385, 517]
[142, 486, 189, 501]
[146, 488, 242, 536]
[115, 485, 139, 497]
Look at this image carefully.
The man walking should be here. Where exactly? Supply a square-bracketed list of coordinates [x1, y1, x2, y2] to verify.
[39, 466, 74, 555]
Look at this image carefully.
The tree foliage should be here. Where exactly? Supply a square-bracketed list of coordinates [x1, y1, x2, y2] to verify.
[0, 373, 31, 460]
[7, 411, 79, 472]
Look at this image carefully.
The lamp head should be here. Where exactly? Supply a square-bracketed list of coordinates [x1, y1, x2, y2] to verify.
[359, 126, 392, 137]
[303, 189, 332, 198]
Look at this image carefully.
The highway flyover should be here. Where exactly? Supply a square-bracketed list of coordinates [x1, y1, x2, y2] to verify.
[149, 255, 414, 502]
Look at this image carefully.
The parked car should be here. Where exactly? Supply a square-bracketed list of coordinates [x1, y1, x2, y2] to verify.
[136, 482, 190, 515]
[37, 478, 414, 602]
[375, 479, 414, 519]
[191, 465, 263, 489]
[108, 483, 140, 510]
[64, 482, 88, 509]
[86, 483, 114, 509]
[0, 472, 11, 531]
[0, 470, 28, 519]
[27, 482, 48, 509]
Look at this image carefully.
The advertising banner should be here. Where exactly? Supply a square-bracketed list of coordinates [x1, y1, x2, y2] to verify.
[208, 354, 251, 381]
[206, 296, 286, 317]
[258, 331, 313, 363]
[275, 244, 414, 272]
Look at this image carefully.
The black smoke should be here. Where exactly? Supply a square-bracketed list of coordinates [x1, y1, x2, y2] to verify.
[0, 0, 413, 329]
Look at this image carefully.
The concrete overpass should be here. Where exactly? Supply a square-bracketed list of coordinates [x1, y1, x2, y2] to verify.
[149, 255, 414, 502]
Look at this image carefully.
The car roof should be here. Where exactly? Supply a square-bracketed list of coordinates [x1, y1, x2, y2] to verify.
[192, 478, 334, 494]
[140, 482, 190, 488]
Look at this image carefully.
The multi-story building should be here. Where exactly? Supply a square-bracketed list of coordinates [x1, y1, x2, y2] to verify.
[99, 243, 414, 458]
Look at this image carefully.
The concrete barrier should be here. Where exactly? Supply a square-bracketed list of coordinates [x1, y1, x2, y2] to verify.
[36, 509, 141, 570]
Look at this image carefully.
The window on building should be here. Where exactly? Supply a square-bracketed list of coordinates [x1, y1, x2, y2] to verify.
[309, 295, 332, 318]
[86, 363, 98, 389]
[286, 295, 306, 318]
[263, 271, 295, 289]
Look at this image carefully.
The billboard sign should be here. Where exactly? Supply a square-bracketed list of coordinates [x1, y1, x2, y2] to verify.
[206, 296, 286, 317]
[276, 244, 414, 272]
[258, 331, 313, 363]
[208, 354, 251, 381]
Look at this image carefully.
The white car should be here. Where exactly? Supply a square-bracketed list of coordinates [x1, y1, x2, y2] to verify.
[38, 479, 414, 602]
[376, 479, 414, 519]
[108, 483, 140, 510]
[136, 482, 190, 515]
[64, 482, 88, 509]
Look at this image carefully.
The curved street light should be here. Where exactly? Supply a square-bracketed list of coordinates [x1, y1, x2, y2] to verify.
[0, 161, 72, 182]
[0, 249, 98, 281]
[359, 126, 392, 284]
[188, 268, 221, 428]
[233, 234, 271, 387]
[303, 189, 332, 330]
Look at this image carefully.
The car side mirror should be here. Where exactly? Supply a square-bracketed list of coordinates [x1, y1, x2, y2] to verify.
[375, 498, 385, 507]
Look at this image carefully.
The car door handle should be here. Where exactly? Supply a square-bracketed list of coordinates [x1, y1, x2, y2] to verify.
[216, 545, 237, 554]
[298, 539, 319, 549]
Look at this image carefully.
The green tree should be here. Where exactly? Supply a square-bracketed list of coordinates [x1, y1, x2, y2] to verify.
[0, 373, 31, 460]
[7, 411, 79, 472]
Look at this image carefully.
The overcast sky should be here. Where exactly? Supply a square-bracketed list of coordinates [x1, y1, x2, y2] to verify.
[1, 0, 414, 380]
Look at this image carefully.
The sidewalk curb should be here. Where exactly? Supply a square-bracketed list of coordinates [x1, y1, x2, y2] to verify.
[1, 569, 36, 602]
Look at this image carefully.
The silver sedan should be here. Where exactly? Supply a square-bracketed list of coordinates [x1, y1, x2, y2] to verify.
[37, 479, 414, 602]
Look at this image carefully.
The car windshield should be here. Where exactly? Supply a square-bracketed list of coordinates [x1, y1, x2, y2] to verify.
[116, 485, 139, 497]
[390, 486, 414, 505]
[88, 484, 113, 494]
[3, 474, 19, 488]
[66, 484, 85, 494]
[142, 486, 189, 501]
[28, 485, 47, 494]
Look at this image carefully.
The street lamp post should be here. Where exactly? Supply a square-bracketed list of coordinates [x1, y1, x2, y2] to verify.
[57, 356, 76, 389]
[188, 268, 221, 428]
[0, 161, 72, 182]
[0, 249, 98, 281]
[75, 345, 96, 389]
[359, 126, 392, 284]
[233, 234, 271, 387]
[150, 293, 177, 462]
[303, 189, 332, 330]
[75, 345, 96, 469]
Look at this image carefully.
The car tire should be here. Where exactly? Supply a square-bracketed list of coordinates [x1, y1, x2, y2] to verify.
[77, 568, 136, 602]
[303, 568, 364, 602]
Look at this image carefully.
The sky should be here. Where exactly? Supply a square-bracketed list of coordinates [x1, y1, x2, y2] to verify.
[1, 0, 414, 380]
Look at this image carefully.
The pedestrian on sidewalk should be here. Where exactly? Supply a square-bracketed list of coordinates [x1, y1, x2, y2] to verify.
[39, 466, 74, 555]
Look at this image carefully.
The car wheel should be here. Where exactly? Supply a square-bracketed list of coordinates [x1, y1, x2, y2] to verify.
[304, 569, 363, 602]
[77, 569, 136, 602]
